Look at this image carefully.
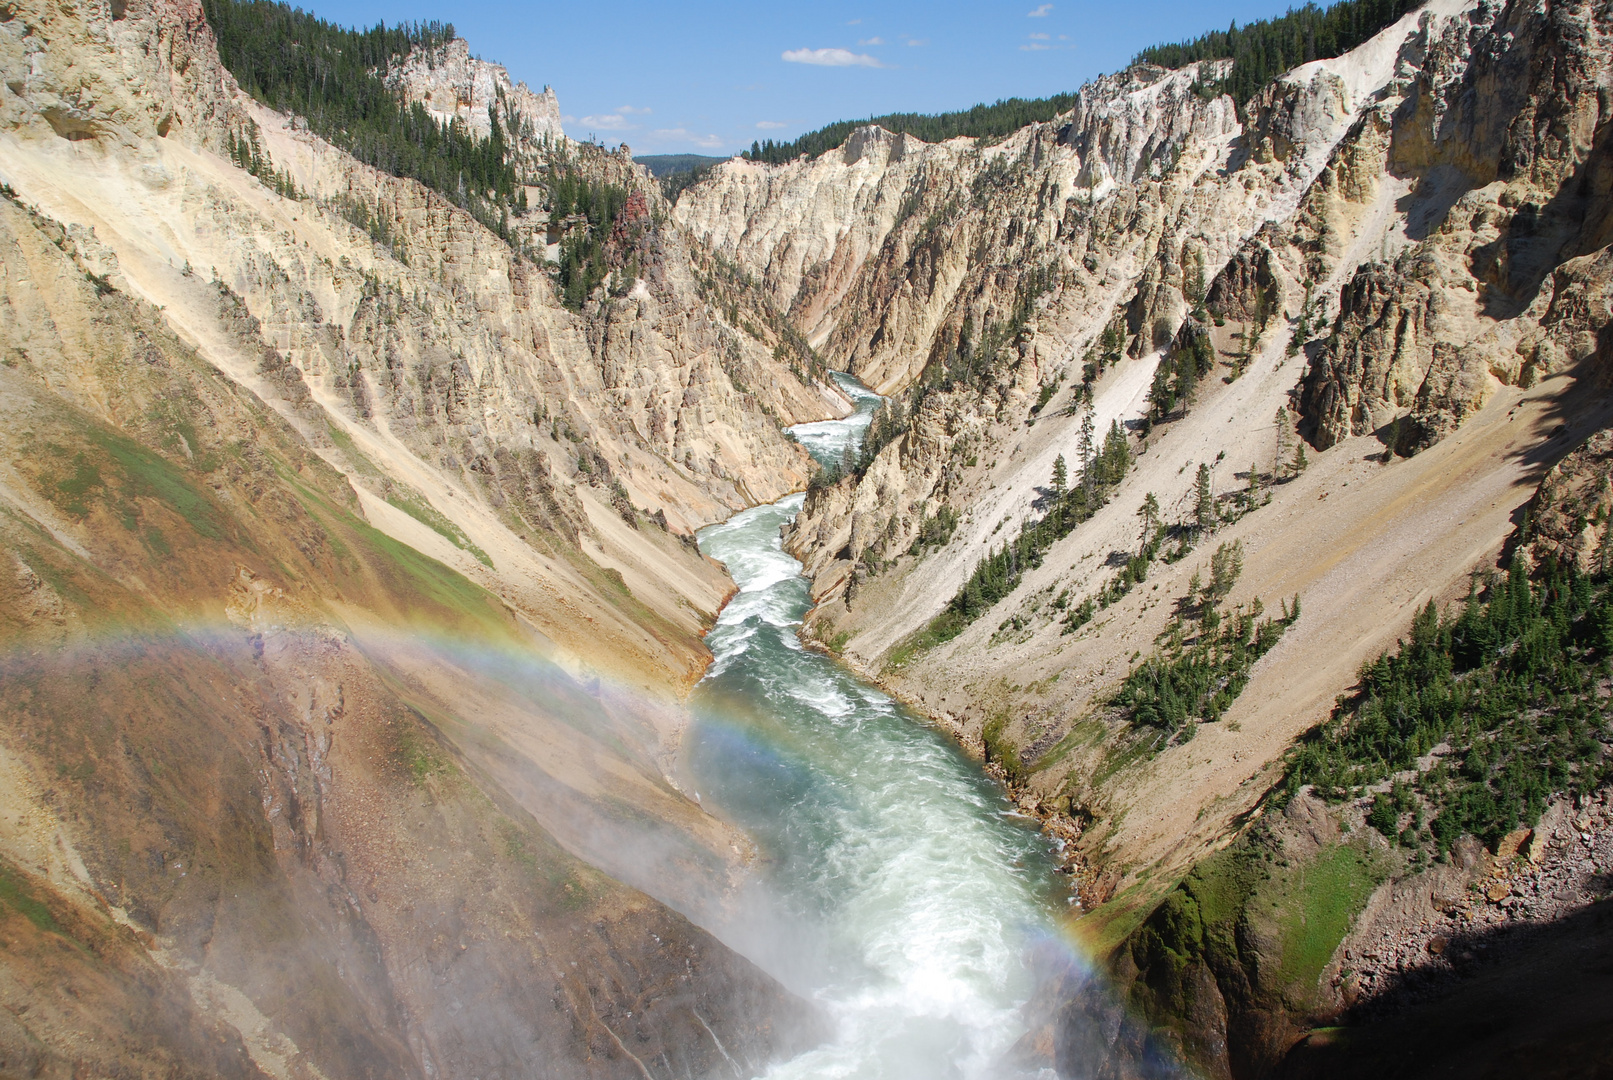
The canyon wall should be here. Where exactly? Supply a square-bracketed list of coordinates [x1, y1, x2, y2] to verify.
[680, 0, 1613, 1073]
[0, 0, 844, 1075]
[4, 0, 1612, 1073]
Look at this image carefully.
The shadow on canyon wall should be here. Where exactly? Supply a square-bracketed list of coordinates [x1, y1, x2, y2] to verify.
[1276, 897, 1613, 1080]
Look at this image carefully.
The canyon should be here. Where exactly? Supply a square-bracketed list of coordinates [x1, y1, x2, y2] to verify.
[0, 0, 1609, 1076]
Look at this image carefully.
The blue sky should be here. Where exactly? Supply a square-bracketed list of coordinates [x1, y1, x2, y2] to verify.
[297, 0, 1297, 154]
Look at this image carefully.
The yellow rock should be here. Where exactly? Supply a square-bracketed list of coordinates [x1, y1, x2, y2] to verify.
[1494, 827, 1532, 861]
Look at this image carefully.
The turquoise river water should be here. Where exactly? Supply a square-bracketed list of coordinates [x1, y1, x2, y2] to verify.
[685, 376, 1065, 1079]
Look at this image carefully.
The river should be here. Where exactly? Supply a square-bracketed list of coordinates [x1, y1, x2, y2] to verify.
[685, 375, 1064, 1079]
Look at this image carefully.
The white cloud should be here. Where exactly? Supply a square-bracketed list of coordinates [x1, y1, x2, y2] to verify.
[580, 113, 634, 130]
[906, 37, 928, 46]
[756, 120, 787, 129]
[1019, 42, 1051, 50]
[782, 47, 885, 67]
[1027, 3, 1054, 14]
[653, 127, 724, 149]
[1028, 31, 1050, 39]
[618, 105, 652, 115]
[847, 17, 861, 23]
[858, 35, 885, 45]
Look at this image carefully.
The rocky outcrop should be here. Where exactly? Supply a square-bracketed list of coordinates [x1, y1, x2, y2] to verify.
[1518, 426, 1613, 568]
[773, 3, 1475, 580]
[1056, 788, 1613, 1080]
[387, 36, 564, 145]
[1298, 0, 1613, 454]
[1301, 259, 1436, 447]
[0, 0, 239, 150]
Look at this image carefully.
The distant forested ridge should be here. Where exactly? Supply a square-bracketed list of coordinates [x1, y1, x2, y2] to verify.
[634, 155, 727, 177]
[201, 0, 520, 236]
[635, 154, 727, 201]
[742, 0, 1424, 166]
[1134, 0, 1426, 104]
[741, 96, 1079, 165]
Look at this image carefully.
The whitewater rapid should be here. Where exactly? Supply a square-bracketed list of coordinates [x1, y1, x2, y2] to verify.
[685, 375, 1061, 1079]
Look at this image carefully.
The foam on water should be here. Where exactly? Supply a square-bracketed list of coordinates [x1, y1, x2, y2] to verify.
[686, 382, 1061, 1080]
[790, 373, 884, 469]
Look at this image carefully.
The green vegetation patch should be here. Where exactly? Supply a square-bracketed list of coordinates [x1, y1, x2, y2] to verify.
[201, 0, 523, 237]
[1136, 0, 1428, 105]
[285, 474, 512, 638]
[1265, 842, 1383, 1002]
[384, 488, 493, 568]
[52, 454, 104, 517]
[395, 709, 456, 786]
[982, 711, 1023, 780]
[1123, 821, 1389, 1032]
[1283, 555, 1613, 851]
[742, 95, 1080, 164]
[324, 421, 380, 477]
[40, 427, 225, 540]
[89, 429, 224, 539]
[0, 861, 59, 935]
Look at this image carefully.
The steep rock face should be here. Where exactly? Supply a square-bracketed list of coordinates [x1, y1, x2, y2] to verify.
[675, 127, 960, 354]
[0, 0, 848, 699]
[680, 63, 1254, 394]
[387, 36, 564, 145]
[779, 2, 1469, 589]
[0, 0, 236, 149]
[1301, 260, 1437, 447]
[1300, 0, 1613, 452]
[1059, 60, 1241, 187]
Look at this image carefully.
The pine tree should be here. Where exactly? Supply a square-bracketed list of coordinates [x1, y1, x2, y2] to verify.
[1288, 279, 1315, 356]
[1208, 538, 1244, 602]
[1274, 406, 1292, 479]
[1078, 401, 1096, 495]
[1102, 419, 1130, 482]
[1138, 492, 1161, 552]
[1195, 463, 1215, 533]
[1051, 454, 1068, 498]
[1186, 250, 1207, 309]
